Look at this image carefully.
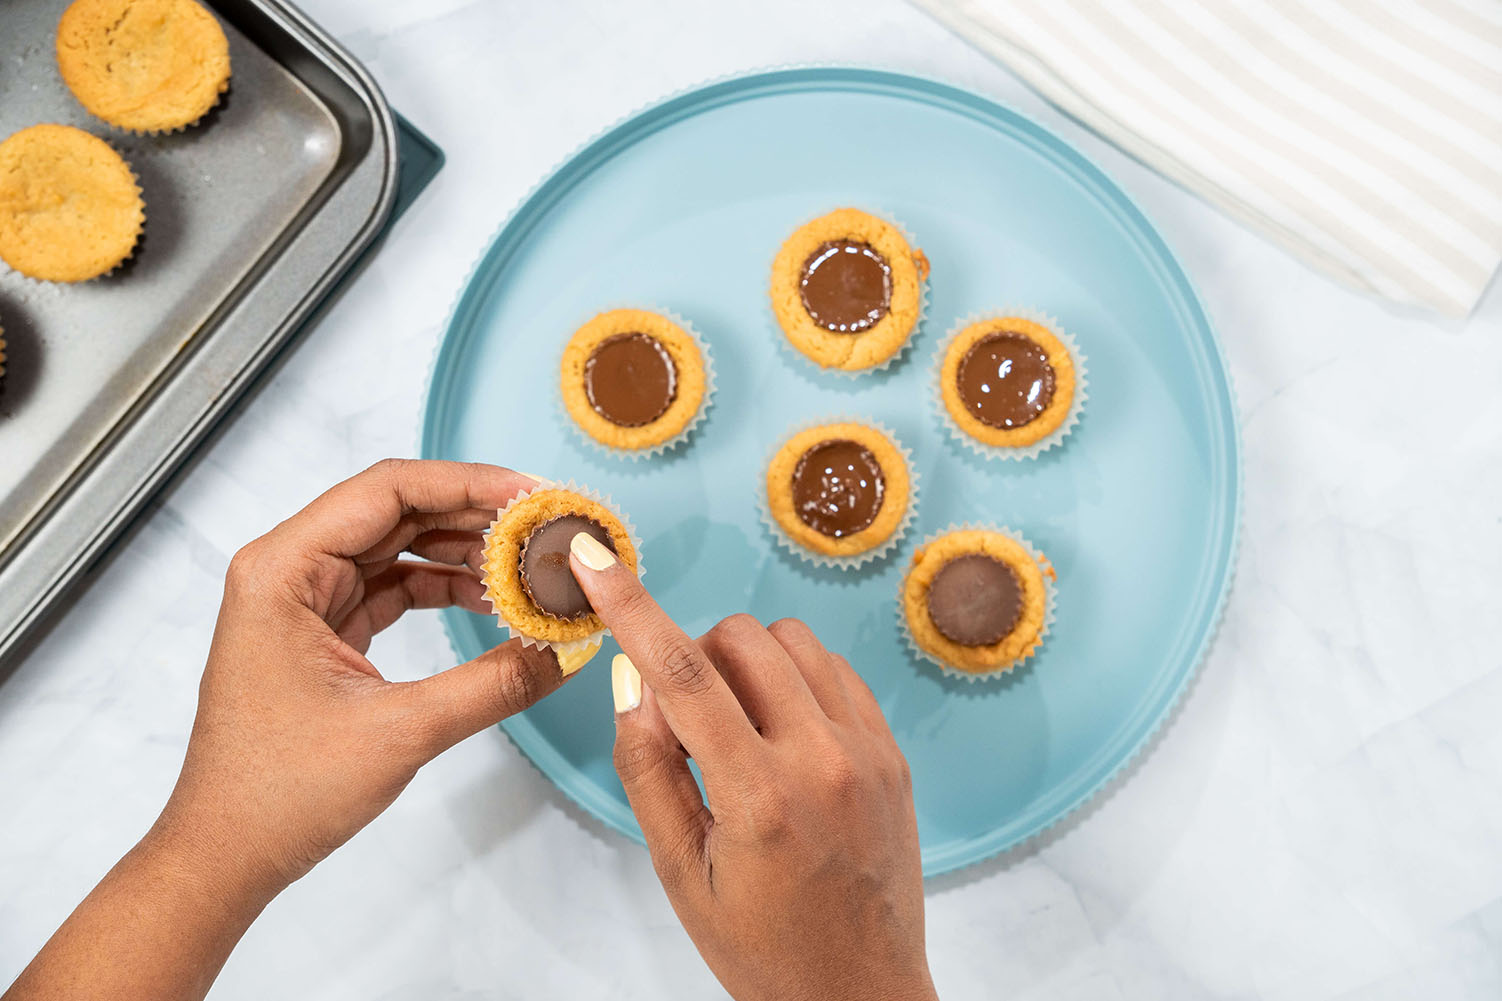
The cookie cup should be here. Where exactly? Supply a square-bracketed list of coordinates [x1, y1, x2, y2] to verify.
[760, 418, 917, 570]
[769, 207, 929, 375]
[899, 524, 1056, 681]
[559, 307, 715, 459]
[480, 480, 643, 665]
[935, 308, 1087, 460]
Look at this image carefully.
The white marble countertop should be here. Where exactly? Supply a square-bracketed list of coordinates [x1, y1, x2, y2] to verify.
[3, 1, 1501, 998]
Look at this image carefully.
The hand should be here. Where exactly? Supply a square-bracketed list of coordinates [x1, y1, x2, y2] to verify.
[156, 458, 566, 895]
[6, 460, 569, 1001]
[568, 533, 936, 1001]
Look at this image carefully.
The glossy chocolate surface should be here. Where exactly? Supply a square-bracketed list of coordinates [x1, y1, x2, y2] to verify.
[926, 553, 1022, 646]
[521, 515, 616, 619]
[956, 332, 1056, 429]
[584, 332, 677, 427]
[798, 240, 891, 333]
[791, 438, 885, 538]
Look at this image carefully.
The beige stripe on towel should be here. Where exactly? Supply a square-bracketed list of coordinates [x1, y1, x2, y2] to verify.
[912, 0, 1502, 315]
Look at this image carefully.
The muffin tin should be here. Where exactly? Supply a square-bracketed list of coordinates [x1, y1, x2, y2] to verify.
[0, 0, 432, 663]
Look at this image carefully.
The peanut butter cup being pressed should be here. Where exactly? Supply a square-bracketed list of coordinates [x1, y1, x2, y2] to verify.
[902, 528, 1053, 677]
[520, 514, 618, 620]
[561, 309, 710, 454]
[481, 486, 639, 653]
[765, 421, 913, 565]
[771, 209, 928, 372]
[939, 314, 1081, 456]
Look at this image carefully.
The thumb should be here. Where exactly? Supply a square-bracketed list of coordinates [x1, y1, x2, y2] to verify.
[611, 654, 713, 888]
[398, 639, 566, 757]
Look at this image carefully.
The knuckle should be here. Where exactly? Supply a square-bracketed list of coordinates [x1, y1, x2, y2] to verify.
[613, 585, 658, 627]
[746, 786, 795, 842]
[650, 639, 713, 696]
[767, 617, 812, 642]
[721, 612, 761, 634]
[896, 753, 913, 790]
[703, 612, 758, 649]
[495, 656, 548, 714]
[369, 457, 409, 477]
[225, 539, 275, 593]
[820, 754, 863, 800]
[612, 731, 663, 786]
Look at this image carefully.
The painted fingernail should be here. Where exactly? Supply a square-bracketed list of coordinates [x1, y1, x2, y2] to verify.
[612, 654, 642, 713]
[570, 531, 616, 571]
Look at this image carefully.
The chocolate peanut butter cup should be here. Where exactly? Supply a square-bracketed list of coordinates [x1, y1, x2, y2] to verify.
[938, 312, 1085, 459]
[520, 515, 618, 620]
[584, 332, 677, 428]
[771, 209, 928, 372]
[764, 420, 915, 568]
[799, 241, 892, 334]
[926, 554, 1023, 647]
[901, 527, 1054, 678]
[791, 439, 886, 538]
[481, 483, 640, 652]
[956, 333, 1057, 430]
[561, 308, 711, 455]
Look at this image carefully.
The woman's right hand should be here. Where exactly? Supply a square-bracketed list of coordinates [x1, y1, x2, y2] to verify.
[568, 532, 937, 1001]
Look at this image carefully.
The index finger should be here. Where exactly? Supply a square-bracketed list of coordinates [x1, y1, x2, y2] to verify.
[275, 458, 537, 559]
[567, 532, 759, 769]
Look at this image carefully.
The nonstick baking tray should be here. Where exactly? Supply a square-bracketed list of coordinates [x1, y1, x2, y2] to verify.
[0, 0, 433, 664]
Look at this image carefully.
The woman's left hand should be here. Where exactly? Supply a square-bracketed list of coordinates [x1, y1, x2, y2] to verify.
[4, 459, 566, 1001]
[160, 458, 566, 895]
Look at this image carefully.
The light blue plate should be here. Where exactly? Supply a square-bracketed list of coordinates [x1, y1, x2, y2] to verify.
[422, 68, 1239, 876]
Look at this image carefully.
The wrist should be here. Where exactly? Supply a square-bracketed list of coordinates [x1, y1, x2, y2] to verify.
[139, 804, 290, 921]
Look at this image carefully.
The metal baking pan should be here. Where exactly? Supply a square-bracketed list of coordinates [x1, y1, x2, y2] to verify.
[0, 0, 410, 663]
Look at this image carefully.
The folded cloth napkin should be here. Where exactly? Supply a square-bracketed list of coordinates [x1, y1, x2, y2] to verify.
[912, 0, 1502, 316]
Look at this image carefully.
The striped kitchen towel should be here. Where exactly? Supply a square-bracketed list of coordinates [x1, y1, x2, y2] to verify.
[912, 0, 1502, 316]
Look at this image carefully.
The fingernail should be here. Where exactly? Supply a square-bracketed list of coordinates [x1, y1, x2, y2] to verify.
[517, 471, 549, 486]
[612, 654, 642, 713]
[570, 531, 616, 571]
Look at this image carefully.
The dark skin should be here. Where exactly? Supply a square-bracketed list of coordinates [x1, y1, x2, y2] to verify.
[4, 460, 935, 1001]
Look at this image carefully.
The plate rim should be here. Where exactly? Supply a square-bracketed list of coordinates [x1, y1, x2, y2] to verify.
[420, 65, 1242, 876]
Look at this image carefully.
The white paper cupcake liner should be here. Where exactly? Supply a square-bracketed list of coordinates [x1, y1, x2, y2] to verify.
[557, 306, 716, 460]
[482, 478, 645, 656]
[769, 207, 930, 379]
[759, 416, 920, 571]
[898, 523, 1058, 683]
[933, 307, 1088, 461]
[0, 144, 144, 286]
